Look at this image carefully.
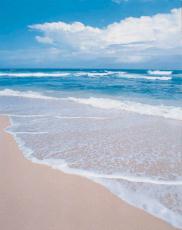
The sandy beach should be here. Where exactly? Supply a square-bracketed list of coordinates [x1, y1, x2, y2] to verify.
[0, 116, 178, 230]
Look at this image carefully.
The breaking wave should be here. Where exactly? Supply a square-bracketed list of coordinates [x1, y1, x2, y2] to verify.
[69, 97, 182, 121]
[117, 73, 172, 80]
[0, 70, 174, 81]
[147, 70, 173, 75]
[0, 89, 57, 100]
[0, 72, 70, 77]
[1, 89, 181, 121]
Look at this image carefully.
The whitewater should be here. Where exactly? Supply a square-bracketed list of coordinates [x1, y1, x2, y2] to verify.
[0, 69, 182, 229]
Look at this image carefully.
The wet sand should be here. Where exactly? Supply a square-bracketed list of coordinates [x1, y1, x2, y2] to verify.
[0, 116, 177, 230]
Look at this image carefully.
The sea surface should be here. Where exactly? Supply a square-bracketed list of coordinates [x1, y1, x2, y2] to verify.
[0, 69, 182, 228]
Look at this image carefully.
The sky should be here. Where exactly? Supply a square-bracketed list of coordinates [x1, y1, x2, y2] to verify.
[0, 0, 181, 69]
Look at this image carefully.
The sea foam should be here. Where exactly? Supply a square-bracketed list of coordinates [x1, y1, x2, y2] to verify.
[147, 70, 173, 75]
[0, 72, 70, 77]
[68, 97, 182, 121]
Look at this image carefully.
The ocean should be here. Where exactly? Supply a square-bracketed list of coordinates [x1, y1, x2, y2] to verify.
[0, 68, 182, 228]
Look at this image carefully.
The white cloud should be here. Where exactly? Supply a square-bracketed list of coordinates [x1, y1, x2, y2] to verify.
[36, 36, 54, 44]
[29, 8, 182, 64]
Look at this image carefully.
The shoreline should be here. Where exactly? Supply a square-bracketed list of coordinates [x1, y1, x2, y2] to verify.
[0, 115, 178, 230]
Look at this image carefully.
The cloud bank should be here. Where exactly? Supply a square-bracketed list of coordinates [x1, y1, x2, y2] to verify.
[29, 8, 182, 66]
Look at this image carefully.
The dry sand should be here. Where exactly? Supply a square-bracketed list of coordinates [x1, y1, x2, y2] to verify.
[0, 116, 177, 230]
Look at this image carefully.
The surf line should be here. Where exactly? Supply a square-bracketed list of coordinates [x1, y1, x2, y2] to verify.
[80, 172, 182, 186]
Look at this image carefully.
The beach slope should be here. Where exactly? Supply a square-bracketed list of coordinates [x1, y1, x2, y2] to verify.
[0, 116, 177, 230]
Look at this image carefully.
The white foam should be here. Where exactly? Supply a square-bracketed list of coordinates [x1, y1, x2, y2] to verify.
[22, 154, 182, 185]
[147, 70, 173, 75]
[98, 179, 182, 230]
[68, 97, 182, 121]
[0, 72, 70, 77]
[0, 89, 58, 100]
[90, 173, 182, 185]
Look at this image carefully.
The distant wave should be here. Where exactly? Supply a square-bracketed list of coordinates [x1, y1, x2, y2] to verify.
[0, 71, 118, 78]
[147, 70, 173, 75]
[0, 72, 70, 77]
[74, 71, 172, 80]
[0, 71, 116, 78]
[75, 71, 172, 80]
[0, 89, 57, 100]
[69, 97, 182, 121]
[117, 73, 171, 81]
[74, 71, 119, 77]
[0, 71, 173, 81]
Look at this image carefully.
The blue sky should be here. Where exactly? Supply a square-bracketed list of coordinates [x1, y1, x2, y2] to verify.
[0, 0, 181, 68]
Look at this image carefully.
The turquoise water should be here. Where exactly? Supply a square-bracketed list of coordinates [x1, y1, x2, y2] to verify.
[0, 69, 182, 228]
[0, 69, 182, 105]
